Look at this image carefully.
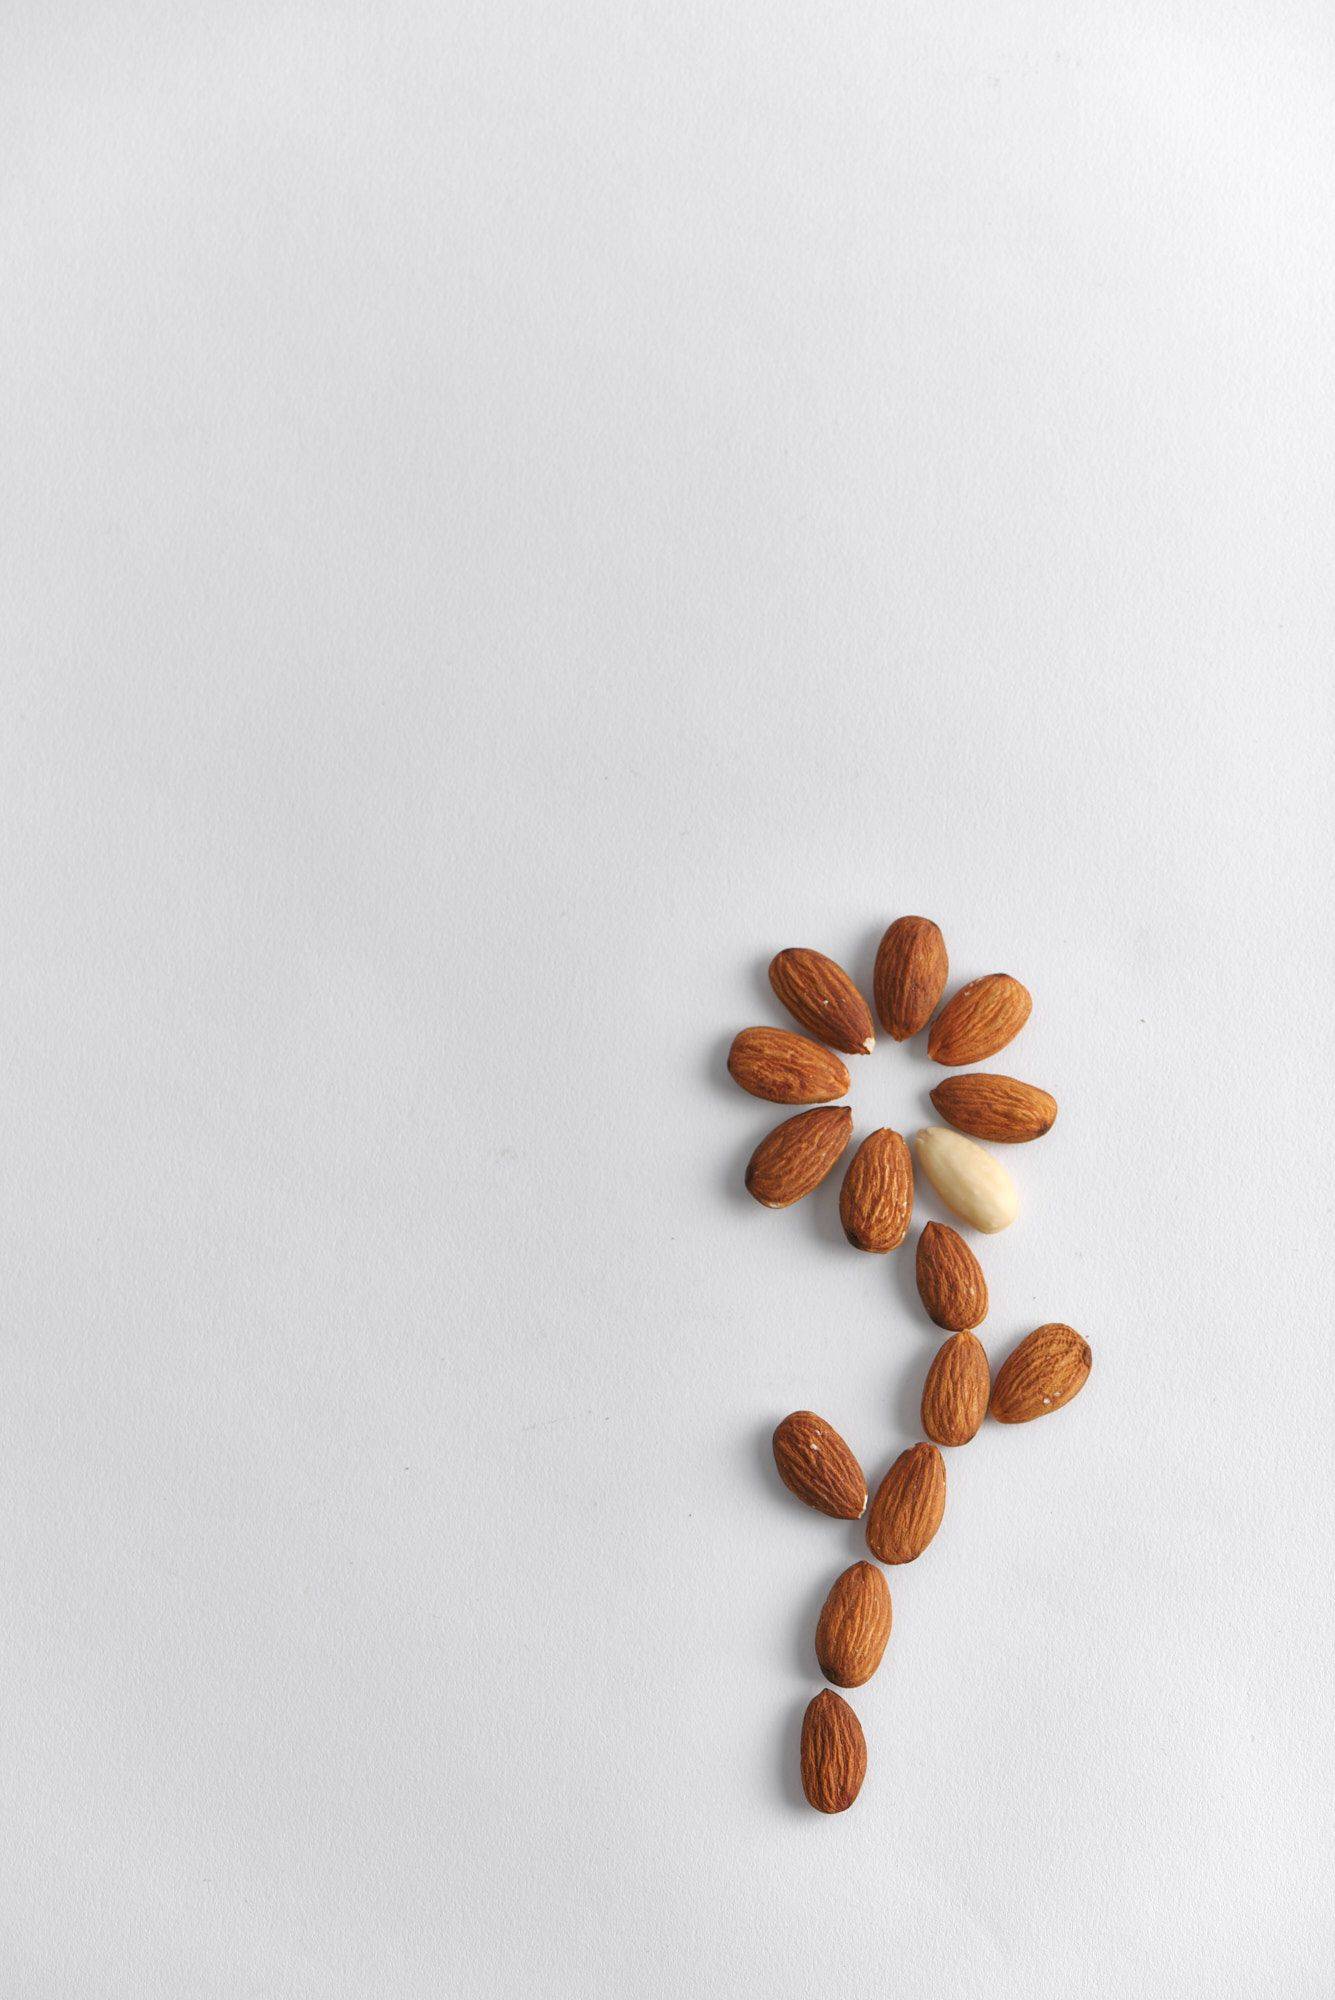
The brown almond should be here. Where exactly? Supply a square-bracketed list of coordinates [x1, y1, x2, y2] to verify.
[930, 1072, 1057, 1142]
[800, 1689, 867, 1813]
[865, 1443, 946, 1564]
[915, 1222, 989, 1331]
[772, 1411, 867, 1519]
[839, 1128, 913, 1253]
[991, 1323, 1092, 1424]
[746, 1106, 852, 1208]
[873, 915, 949, 1042]
[727, 1027, 851, 1105]
[815, 1562, 892, 1688]
[928, 974, 1032, 1066]
[768, 949, 876, 1056]
[921, 1332, 990, 1447]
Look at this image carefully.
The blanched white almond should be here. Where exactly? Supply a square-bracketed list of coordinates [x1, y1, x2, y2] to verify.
[914, 1127, 1018, 1233]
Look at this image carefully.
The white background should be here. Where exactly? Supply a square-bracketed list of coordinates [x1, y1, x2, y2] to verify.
[2, 3, 1333, 1994]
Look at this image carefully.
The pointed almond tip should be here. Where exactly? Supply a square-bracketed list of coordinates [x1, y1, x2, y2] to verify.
[862, 1036, 875, 1053]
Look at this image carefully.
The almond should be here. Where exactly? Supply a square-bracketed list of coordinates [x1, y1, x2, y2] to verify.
[839, 1128, 913, 1253]
[991, 1324, 1092, 1424]
[930, 1072, 1057, 1142]
[800, 1689, 867, 1813]
[772, 1411, 867, 1519]
[873, 915, 948, 1042]
[815, 1562, 892, 1688]
[914, 1127, 1018, 1233]
[727, 1027, 850, 1105]
[746, 1106, 852, 1208]
[866, 1442, 946, 1564]
[915, 1222, 989, 1330]
[928, 974, 1032, 1066]
[921, 1331, 990, 1446]
[768, 949, 875, 1056]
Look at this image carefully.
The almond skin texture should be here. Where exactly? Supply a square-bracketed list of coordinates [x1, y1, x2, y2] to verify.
[928, 974, 1032, 1066]
[873, 915, 949, 1042]
[815, 1562, 892, 1688]
[914, 1127, 1018, 1233]
[839, 1128, 913, 1253]
[921, 1332, 990, 1447]
[930, 1072, 1057, 1143]
[768, 949, 876, 1056]
[991, 1324, 1092, 1424]
[866, 1443, 946, 1564]
[772, 1411, 867, 1519]
[746, 1106, 853, 1208]
[915, 1222, 989, 1330]
[800, 1689, 867, 1813]
[727, 1028, 851, 1105]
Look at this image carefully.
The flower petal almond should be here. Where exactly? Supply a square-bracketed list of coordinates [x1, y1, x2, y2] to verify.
[915, 1222, 989, 1330]
[873, 916, 948, 1042]
[929, 1072, 1057, 1142]
[727, 1027, 851, 1105]
[768, 949, 876, 1055]
[839, 1128, 913, 1253]
[928, 974, 1032, 1066]
[746, 1106, 853, 1208]
[914, 1127, 1018, 1233]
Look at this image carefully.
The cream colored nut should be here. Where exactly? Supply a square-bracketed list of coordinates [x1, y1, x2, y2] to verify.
[914, 1127, 1018, 1233]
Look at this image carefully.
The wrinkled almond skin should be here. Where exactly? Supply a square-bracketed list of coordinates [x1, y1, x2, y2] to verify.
[800, 1689, 867, 1813]
[815, 1562, 892, 1688]
[839, 1128, 913, 1253]
[991, 1324, 1092, 1423]
[866, 1443, 946, 1564]
[914, 1127, 1018, 1233]
[921, 1332, 990, 1447]
[915, 1222, 989, 1330]
[746, 1106, 852, 1208]
[928, 974, 1032, 1066]
[873, 915, 949, 1042]
[768, 949, 876, 1055]
[727, 1027, 851, 1105]
[930, 1072, 1057, 1142]
[772, 1411, 867, 1519]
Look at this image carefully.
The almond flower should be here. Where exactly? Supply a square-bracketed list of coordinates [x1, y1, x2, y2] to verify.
[726, 919, 1055, 1251]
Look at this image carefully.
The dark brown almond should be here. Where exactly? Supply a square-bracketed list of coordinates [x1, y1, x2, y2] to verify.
[768, 949, 876, 1056]
[927, 974, 1032, 1066]
[921, 1332, 990, 1447]
[915, 1222, 989, 1331]
[745, 1106, 852, 1208]
[727, 1028, 851, 1105]
[800, 1689, 867, 1813]
[991, 1324, 1092, 1424]
[873, 915, 949, 1042]
[865, 1443, 946, 1564]
[772, 1411, 867, 1519]
[930, 1072, 1057, 1142]
[839, 1128, 913, 1253]
[815, 1562, 892, 1688]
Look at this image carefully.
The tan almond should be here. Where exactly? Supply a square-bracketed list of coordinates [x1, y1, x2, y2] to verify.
[865, 1442, 946, 1564]
[801, 1688, 867, 1813]
[930, 1072, 1057, 1142]
[839, 1128, 913, 1253]
[772, 1411, 867, 1519]
[768, 948, 876, 1055]
[873, 915, 949, 1042]
[914, 1127, 1018, 1233]
[746, 1106, 852, 1208]
[915, 1222, 989, 1330]
[928, 974, 1032, 1065]
[991, 1324, 1092, 1424]
[921, 1332, 990, 1447]
[815, 1562, 892, 1688]
[727, 1027, 851, 1105]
